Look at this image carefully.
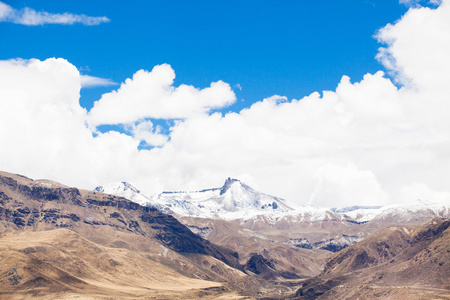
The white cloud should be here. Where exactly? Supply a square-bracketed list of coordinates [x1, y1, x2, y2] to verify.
[0, 58, 138, 188]
[308, 164, 389, 207]
[130, 120, 169, 147]
[0, 1, 449, 208]
[0, 2, 12, 20]
[377, 0, 450, 91]
[88, 64, 236, 127]
[0, 1, 109, 26]
[400, 182, 450, 203]
[80, 75, 117, 88]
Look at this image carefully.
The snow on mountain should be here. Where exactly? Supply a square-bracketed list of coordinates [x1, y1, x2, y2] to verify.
[370, 199, 450, 223]
[151, 178, 294, 220]
[94, 178, 294, 220]
[290, 205, 340, 223]
[94, 179, 450, 223]
[332, 199, 450, 224]
[286, 235, 363, 252]
[332, 206, 384, 223]
[313, 235, 363, 252]
[93, 182, 151, 206]
[286, 238, 313, 249]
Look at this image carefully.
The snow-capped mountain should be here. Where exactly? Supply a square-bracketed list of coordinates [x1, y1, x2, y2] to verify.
[95, 178, 294, 220]
[154, 178, 294, 220]
[333, 200, 450, 224]
[94, 179, 450, 223]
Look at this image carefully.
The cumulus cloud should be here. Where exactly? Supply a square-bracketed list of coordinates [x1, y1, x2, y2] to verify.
[88, 64, 236, 127]
[377, 0, 450, 91]
[1, 1, 449, 208]
[0, 1, 109, 26]
[80, 75, 117, 88]
[0, 58, 138, 188]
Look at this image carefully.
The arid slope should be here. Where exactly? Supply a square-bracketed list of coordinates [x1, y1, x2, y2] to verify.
[0, 171, 255, 299]
[293, 218, 450, 299]
[0, 229, 242, 299]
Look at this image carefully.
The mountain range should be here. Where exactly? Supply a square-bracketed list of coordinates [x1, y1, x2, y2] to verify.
[0, 171, 254, 299]
[95, 178, 294, 220]
[1, 170, 449, 299]
[95, 178, 450, 226]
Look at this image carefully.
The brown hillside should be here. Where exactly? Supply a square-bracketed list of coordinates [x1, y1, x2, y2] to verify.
[293, 218, 450, 299]
[0, 229, 234, 299]
[0, 171, 259, 299]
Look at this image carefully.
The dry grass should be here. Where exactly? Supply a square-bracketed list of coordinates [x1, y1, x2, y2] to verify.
[0, 229, 249, 299]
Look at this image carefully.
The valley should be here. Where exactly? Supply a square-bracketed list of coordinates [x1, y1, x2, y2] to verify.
[1, 171, 449, 299]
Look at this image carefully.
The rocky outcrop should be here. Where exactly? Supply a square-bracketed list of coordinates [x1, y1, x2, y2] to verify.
[0, 175, 82, 205]
[243, 253, 300, 281]
[287, 235, 363, 252]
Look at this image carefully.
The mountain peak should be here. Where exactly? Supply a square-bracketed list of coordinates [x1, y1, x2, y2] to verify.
[120, 181, 141, 193]
[220, 177, 241, 195]
[94, 181, 140, 194]
[94, 182, 149, 205]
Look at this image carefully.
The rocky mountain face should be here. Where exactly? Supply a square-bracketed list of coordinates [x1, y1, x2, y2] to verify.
[287, 235, 363, 252]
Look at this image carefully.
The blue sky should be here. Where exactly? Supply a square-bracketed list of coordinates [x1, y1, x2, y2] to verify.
[1, 0, 449, 208]
[2, 1, 408, 111]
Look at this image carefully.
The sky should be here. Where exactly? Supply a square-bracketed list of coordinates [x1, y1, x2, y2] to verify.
[0, 0, 449, 208]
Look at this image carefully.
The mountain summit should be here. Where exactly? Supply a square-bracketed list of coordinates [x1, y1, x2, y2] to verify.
[154, 177, 294, 219]
[94, 181, 151, 206]
[219, 177, 240, 195]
